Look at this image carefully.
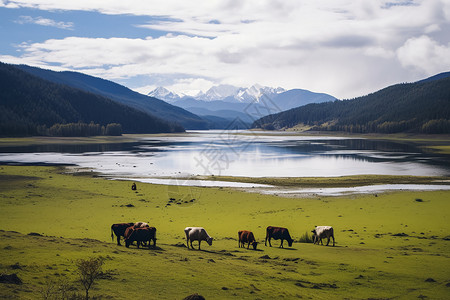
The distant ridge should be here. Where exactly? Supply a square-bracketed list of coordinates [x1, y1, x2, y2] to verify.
[0, 62, 184, 136]
[16, 65, 209, 129]
[149, 84, 335, 128]
[252, 73, 450, 134]
[418, 71, 450, 83]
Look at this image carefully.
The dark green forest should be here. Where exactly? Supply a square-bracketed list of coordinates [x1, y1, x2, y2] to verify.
[17, 64, 209, 130]
[0, 63, 184, 137]
[252, 75, 450, 134]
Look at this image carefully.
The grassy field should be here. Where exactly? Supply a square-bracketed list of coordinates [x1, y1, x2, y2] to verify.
[1, 165, 449, 299]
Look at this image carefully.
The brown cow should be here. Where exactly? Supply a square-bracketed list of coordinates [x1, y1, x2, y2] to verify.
[265, 226, 294, 248]
[238, 230, 258, 250]
[125, 227, 157, 248]
[111, 223, 134, 246]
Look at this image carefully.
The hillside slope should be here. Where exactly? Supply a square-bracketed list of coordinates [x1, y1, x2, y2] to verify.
[0, 62, 184, 136]
[253, 75, 450, 133]
[16, 65, 208, 129]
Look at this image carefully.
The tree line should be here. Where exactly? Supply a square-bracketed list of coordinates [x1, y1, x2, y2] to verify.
[38, 122, 122, 137]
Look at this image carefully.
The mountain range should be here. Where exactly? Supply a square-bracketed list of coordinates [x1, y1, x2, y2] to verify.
[149, 84, 287, 103]
[149, 84, 336, 126]
[15, 65, 209, 130]
[0, 62, 184, 136]
[2, 61, 448, 136]
[252, 72, 450, 134]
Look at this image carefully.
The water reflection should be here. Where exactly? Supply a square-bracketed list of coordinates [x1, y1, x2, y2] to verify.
[0, 142, 140, 154]
[0, 132, 449, 178]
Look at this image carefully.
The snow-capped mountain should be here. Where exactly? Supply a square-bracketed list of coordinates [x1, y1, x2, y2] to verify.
[196, 84, 286, 103]
[195, 84, 242, 102]
[149, 84, 286, 103]
[148, 86, 180, 102]
[148, 84, 336, 129]
[235, 84, 286, 103]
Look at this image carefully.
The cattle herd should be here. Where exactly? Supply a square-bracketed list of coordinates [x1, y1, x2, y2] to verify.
[111, 222, 336, 250]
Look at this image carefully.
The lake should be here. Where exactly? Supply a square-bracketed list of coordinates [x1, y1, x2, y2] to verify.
[1, 131, 450, 193]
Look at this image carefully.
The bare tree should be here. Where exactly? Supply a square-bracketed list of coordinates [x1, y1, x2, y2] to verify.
[75, 257, 104, 300]
[39, 278, 72, 300]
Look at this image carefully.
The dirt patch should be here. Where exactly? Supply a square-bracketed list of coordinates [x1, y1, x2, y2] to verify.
[295, 279, 338, 289]
[0, 273, 22, 284]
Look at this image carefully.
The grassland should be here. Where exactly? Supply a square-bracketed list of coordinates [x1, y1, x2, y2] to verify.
[0, 165, 449, 299]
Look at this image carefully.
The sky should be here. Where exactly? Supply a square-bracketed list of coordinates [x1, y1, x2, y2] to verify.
[1, 0, 450, 99]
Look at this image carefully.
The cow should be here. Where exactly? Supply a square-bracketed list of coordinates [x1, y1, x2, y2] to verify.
[111, 222, 135, 246]
[265, 226, 294, 248]
[183, 294, 205, 300]
[184, 227, 213, 250]
[125, 226, 157, 248]
[311, 226, 335, 246]
[134, 221, 149, 228]
[238, 230, 258, 250]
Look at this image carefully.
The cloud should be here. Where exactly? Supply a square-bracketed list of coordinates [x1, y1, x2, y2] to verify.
[15, 15, 74, 30]
[1, 0, 449, 98]
[397, 35, 450, 74]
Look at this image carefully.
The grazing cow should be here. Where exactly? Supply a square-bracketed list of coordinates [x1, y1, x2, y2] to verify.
[183, 294, 205, 300]
[238, 230, 258, 250]
[184, 227, 213, 250]
[265, 226, 294, 248]
[311, 226, 335, 246]
[111, 222, 135, 246]
[125, 226, 157, 248]
[134, 221, 149, 228]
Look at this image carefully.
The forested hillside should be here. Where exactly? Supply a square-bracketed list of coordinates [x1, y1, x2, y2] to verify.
[16, 64, 209, 130]
[0, 62, 184, 136]
[252, 75, 450, 133]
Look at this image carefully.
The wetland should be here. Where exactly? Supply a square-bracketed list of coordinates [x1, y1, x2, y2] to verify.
[0, 131, 449, 299]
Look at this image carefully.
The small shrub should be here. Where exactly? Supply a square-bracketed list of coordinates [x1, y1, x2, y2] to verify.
[298, 231, 314, 243]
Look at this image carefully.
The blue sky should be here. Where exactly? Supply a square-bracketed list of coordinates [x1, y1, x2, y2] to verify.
[1, 0, 450, 99]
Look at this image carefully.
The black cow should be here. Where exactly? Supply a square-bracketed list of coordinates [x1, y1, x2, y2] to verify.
[111, 223, 135, 246]
[265, 226, 293, 248]
[125, 227, 157, 248]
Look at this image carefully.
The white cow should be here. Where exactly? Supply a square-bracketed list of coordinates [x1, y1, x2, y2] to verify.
[311, 226, 335, 246]
[184, 227, 213, 250]
[134, 222, 149, 228]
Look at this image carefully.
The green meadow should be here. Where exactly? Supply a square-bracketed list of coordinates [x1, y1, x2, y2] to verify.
[0, 165, 449, 299]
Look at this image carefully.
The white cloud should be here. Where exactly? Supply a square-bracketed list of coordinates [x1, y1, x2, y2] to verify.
[1, 0, 449, 98]
[397, 35, 450, 74]
[15, 16, 74, 30]
[168, 78, 215, 96]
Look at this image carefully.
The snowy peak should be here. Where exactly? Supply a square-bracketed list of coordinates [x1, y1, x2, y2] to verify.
[237, 85, 286, 102]
[148, 86, 180, 102]
[149, 84, 288, 103]
[196, 84, 286, 102]
[196, 84, 243, 101]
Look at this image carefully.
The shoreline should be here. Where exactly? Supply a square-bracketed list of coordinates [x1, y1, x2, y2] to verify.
[2, 162, 450, 196]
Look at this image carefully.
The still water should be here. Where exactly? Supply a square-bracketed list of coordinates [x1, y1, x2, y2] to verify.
[1, 131, 449, 180]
